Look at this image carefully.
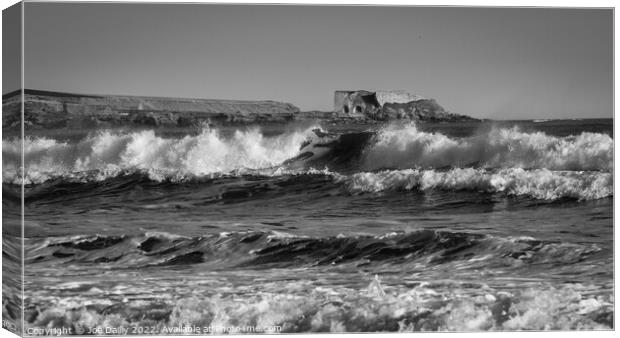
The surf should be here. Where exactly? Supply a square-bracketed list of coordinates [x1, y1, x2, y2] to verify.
[3, 126, 321, 184]
[2, 122, 613, 186]
[345, 168, 613, 201]
[362, 123, 613, 172]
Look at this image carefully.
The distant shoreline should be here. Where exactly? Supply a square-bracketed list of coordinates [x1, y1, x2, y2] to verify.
[3, 89, 611, 131]
[3, 89, 481, 130]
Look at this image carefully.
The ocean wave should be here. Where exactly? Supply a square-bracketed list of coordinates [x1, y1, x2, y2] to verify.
[26, 280, 612, 332]
[22, 229, 612, 332]
[3, 124, 613, 186]
[2, 126, 321, 185]
[144, 284, 615, 331]
[26, 230, 602, 270]
[13, 166, 612, 202]
[346, 168, 612, 201]
[363, 124, 613, 172]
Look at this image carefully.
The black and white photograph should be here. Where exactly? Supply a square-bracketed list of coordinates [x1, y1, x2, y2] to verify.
[1, 1, 615, 335]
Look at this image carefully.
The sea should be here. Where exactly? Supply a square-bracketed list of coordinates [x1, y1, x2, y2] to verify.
[2, 118, 614, 333]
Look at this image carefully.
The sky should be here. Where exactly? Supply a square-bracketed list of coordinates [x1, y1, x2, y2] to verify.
[8, 3, 614, 119]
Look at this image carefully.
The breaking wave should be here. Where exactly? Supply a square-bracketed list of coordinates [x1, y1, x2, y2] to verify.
[346, 168, 612, 200]
[2, 123, 613, 202]
[22, 230, 612, 331]
[363, 124, 613, 171]
[10, 121, 614, 333]
[26, 282, 613, 332]
[3, 126, 320, 185]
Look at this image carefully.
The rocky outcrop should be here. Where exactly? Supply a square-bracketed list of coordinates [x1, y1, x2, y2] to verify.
[334, 90, 477, 122]
[2, 89, 300, 129]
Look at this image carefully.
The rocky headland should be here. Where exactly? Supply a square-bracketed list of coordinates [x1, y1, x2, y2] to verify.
[2, 89, 477, 129]
[2, 89, 301, 129]
[333, 90, 476, 122]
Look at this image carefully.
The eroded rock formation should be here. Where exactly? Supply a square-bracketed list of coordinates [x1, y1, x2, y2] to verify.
[334, 90, 475, 122]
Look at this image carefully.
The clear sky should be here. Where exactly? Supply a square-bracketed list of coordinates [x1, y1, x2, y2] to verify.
[13, 3, 613, 119]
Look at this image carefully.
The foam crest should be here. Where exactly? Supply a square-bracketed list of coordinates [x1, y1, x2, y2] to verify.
[363, 124, 613, 171]
[3, 126, 318, 184]
[347, 168, 613, 200]
[25, 284, 612, 332]
[3, 123, 613, 186]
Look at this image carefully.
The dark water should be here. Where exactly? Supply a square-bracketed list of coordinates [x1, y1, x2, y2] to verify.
[2, 119, 613, 333]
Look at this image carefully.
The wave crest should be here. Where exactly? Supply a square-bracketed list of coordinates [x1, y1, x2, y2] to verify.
[3, 126, 320, 184]
[363, 124, 613, 171]
[26, 283, 613, 332]
[347, 168, 612, 200]
[3, 123, 613, 187]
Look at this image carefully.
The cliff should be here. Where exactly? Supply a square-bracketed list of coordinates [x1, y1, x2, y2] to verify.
[2, 89, 477, 129]
[2, 89, 300, 129]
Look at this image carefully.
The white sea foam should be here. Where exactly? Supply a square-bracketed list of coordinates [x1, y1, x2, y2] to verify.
[346, 168, 613, 200]
[3, 126, 320, 184]
[363, 124, 613, 172]
[26, 283, 612, 332]
[2, 124, 614, 192]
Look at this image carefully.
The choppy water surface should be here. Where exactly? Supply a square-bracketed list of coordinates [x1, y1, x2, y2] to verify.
[2, 119, 613, 332]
